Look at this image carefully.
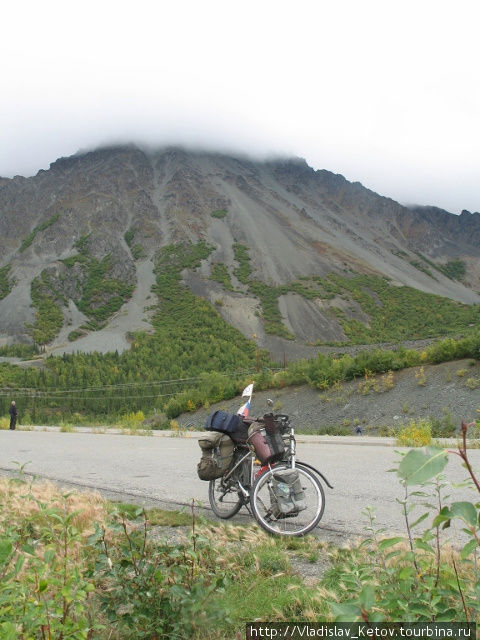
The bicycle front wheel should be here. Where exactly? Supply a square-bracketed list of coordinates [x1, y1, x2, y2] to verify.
[208, 475, 244, 519]
[250, 463, 325, 536]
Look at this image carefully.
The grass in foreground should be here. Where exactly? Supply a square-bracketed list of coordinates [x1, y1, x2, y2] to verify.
[0, 476, 330, 639]
[2, 431, 480, 638]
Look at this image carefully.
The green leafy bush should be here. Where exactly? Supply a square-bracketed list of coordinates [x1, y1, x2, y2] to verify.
[0, 476, 232, 639]
[0, 476, 103, 637]
[327, 430, 480, 623]
[91, 510, 228, 638]
[410, 259, 436, 279]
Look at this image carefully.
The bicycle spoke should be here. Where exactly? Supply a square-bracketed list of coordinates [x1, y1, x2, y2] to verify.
[250, 464, 325, 536]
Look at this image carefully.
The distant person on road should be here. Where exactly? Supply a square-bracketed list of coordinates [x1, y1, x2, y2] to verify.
[9, 401, 18, 430]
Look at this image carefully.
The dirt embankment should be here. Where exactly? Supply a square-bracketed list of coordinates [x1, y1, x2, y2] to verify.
[176, 358, 480, 434]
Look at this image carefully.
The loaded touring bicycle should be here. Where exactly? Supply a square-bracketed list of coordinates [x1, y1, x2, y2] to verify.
[197, 384, 332, 536]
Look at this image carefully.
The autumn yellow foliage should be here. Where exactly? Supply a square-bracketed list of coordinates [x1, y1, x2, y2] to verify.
[396, 419, 432, 447]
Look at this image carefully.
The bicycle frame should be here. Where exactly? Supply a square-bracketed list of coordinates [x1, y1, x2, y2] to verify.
[222, 422, 303, 501]
[221, 446, 254, 499]
[285, 424, 296, 468]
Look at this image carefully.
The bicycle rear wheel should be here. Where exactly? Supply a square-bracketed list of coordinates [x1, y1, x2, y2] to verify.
[250, 463, 325, 536]
[208, 475, 244, 519]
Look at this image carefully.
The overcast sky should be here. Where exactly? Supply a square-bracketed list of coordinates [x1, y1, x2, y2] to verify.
[1, 0, 479, 214]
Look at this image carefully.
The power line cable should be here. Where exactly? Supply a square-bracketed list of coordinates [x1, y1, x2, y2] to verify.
[0, 366, 281, 397]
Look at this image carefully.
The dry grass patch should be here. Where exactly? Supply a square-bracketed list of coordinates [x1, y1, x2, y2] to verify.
[0, 476, 107, 534]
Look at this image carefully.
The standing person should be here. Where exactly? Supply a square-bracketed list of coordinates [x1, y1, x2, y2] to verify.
[9, 401, 18, 430]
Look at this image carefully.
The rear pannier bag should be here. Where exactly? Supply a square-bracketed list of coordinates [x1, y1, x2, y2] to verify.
[197, 431, 235, 481]
[268, 469, 307, 518]
[247, 422, 285, 465]
[204, 410, 240, 434]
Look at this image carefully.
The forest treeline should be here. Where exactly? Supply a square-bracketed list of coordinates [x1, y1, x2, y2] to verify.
[1, 334, 479, 426]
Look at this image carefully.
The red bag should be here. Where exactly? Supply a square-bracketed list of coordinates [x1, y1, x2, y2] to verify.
[247, 422, 285, 464]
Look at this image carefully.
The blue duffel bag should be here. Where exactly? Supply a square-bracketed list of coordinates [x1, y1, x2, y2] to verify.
[204, 410, 240, 434]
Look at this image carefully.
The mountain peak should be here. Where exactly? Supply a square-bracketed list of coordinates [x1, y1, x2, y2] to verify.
[0, 146, 479, 355]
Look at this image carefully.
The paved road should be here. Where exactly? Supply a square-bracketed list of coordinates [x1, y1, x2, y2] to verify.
[1, 430, 479, 542]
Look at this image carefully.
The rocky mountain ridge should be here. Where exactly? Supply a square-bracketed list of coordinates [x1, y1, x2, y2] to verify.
[0, 145, 479, 358]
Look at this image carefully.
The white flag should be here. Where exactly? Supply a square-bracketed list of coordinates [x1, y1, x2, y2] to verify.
[242, 382, 254, 398]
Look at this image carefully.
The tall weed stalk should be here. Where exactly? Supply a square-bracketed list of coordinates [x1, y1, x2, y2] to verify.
[328, 421, 480, 623]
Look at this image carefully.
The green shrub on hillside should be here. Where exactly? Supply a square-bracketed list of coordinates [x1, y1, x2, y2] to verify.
[27, 273, 64, 345]
[124, 228, 146, 259]
[76, 255, 134, 323]
[211, 209, 227, 218]
[26, 234, 135, 343]
[131, 244, 146, 259]
[409, 260, 436, 279]
[412, 253, 467, 283]
[68, 330, 85, 342]
[272, 336, 480, 393]
[225, 256, 479, 344]
[439, 259, 467, 281]
[232, 242, 311, 338]
[0, 265, 12, 300]
[314, 273, 480, 345]
[63, 240, 135, 324]
[248, 281, 295, 339]
[210, 263, 234, 291]
[124, 228, 135, 247]
[233, 242, 252, 284]
[19, 214, 60, 252]
[151, 242, 260, 379]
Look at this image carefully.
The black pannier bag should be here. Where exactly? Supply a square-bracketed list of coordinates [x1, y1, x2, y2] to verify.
[247, 420, 285, 465]
[197, 431, 235, 481]
[230, 418, 250, 443]
[204, 410, 240, 434]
